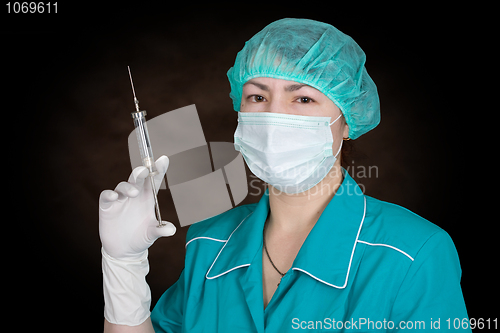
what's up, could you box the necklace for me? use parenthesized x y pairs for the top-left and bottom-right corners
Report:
(263, 223), (286, 286)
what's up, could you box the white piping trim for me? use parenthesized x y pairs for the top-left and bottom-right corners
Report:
(206, 264), (251, 279)
(185, 237), (227, 248)
(357, 240), (414, 261)
(292, 268), (340, 287)
(205, 212), (253, 279)
(292, 196), (367, 289)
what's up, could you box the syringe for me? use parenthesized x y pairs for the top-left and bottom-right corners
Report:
(127, 66), (166, 228)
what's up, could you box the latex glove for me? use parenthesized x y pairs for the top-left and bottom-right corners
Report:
(99, 155), (176, 261)
(99, 155), (175, 326)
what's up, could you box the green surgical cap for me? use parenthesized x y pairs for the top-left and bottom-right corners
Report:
(227, 18), (380, 140)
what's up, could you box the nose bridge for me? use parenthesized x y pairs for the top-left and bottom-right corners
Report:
(267, 90), (289, 114)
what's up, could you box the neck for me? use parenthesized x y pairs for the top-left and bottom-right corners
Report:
(267, 163), (344, 235)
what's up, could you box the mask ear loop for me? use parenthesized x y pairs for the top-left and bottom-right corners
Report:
(330, 113), (344, 159)
(329, 113), (343, 125)
(334, 138), (343, 158)
(330, 113), (351, 140)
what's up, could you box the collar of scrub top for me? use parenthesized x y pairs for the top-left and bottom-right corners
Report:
(205, 169), (367, 289)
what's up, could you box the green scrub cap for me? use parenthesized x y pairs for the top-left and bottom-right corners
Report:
(227, 18), (380, 140)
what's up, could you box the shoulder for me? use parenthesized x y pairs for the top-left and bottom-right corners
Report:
(186, 203), (257, 246)
(359, 195), (451, 262)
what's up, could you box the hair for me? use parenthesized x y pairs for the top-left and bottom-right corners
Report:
(340, 139), (355, 169)
(339, 114), (357, 169)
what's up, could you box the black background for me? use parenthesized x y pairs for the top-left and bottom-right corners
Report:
(2, 2), (496, 331)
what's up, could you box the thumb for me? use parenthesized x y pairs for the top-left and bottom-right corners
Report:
(152, 155), (169, 194)
(148, 221), (176, 240)
(155, 155), (170, 177)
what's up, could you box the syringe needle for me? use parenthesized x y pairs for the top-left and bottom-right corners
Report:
(127, 66), (165, 228)
(127, 66), (140, 112)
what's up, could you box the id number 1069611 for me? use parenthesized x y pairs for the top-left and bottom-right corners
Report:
(6, 2), (57, 13)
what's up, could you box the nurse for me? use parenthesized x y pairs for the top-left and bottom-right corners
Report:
(100, 18), (470, 332)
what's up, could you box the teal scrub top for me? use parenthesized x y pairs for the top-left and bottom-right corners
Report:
(151, 172), (470, 332)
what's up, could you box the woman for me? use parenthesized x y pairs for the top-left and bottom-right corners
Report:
(100, 18), (470, 332)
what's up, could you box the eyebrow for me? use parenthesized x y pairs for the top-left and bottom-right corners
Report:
(244, 81), (269, 91)
(284, 83), (308, 92)
(243, 81), (309, 92)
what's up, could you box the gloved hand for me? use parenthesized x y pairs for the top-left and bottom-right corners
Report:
(99, 155), (176, 261)
(99, 155), (176, 326)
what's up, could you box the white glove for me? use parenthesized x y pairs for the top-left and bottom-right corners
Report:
(99, 155), (176, 326)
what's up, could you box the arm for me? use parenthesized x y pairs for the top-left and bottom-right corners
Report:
(389, 230), (471, 332)
(99, 156), (176, 331)
(104, 318), (154, 333)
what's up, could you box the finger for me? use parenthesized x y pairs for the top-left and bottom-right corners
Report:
(155, 155), (170, 176)
(128, 165), (149, 187)
(99, 190), (118, 210)
(114, 181), (140, 201)
(151, 156), (169, 193)
(148, 221), (176, 240)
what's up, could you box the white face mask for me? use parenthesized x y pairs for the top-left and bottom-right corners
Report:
(234, 112), (343, 194)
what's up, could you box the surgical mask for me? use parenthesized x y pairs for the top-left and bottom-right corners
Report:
(234, 112), (343, 194)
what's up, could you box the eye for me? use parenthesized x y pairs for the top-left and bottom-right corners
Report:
(296, 96), (314, 103)
(248, 95), (267, 102)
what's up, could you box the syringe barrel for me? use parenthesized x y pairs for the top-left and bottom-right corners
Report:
(131, 110), (158, 175)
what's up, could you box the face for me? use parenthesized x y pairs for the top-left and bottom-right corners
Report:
(240, 77), (350, 140)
